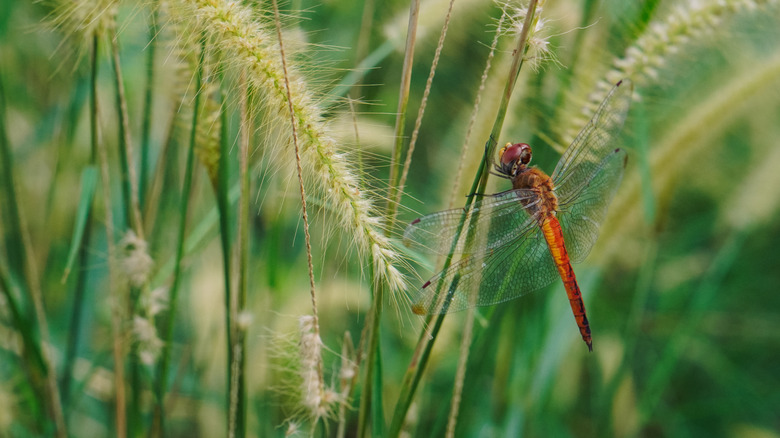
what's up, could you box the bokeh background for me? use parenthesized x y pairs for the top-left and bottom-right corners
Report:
(1, 0), (779, 436)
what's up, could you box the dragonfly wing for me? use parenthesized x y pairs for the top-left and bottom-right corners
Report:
(557, 148), (627, 263)
(403, 189), (540, 255)
(552, 79), (632, 202)
(412, 223), (561, 315)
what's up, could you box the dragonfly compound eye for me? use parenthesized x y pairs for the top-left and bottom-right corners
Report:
(500, 143), (532, 166)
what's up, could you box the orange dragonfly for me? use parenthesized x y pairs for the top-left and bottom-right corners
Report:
(403, 79), (633, 351)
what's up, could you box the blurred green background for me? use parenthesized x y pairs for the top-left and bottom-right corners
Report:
(1, 0), (780, 436)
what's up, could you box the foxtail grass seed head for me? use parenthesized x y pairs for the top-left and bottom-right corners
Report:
(172, 0), (406, 298)
(118, 230), (154, 288)
(564, 0), (778, 145)
(46, 0), (118, 42)
(194, 81), (223, 187)
(604, 0), (779, 90)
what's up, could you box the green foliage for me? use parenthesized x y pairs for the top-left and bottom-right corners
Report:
(1, 0), (779, 436)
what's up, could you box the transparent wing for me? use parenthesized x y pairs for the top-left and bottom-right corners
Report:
(411, 224), (560, 314)
(557, 148), (627, 263)
(403, 189), (541, 256)
(552, 79), (632, 206)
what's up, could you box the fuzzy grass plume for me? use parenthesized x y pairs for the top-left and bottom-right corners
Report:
(564, 0), (779, 145)
(170, 0), (406, 296)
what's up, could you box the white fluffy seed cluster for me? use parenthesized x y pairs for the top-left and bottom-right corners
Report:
(178, 0), (406, 295)
(501, 1), (554, 70)
(118, 230), (154, 288)
(133, 315), (163, 366)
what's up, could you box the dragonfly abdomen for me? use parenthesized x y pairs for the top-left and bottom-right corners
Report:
(541, 216), (593, 351)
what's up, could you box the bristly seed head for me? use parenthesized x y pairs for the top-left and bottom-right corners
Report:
(172, 0), (407, 303)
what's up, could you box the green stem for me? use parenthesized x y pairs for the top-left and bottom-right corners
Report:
(233, 75), (251, 438)
(385, 0), (420, 230)
(61, 175), (95, 404)
(0, 72), (25, 278)
(388, 2), (538, 435)
(110, 27), (144, 237)
(216, 75), (234, 434)
(357, 264), (377, 438)
(140, 2), (160, 208)
(154, 35), (206, 437)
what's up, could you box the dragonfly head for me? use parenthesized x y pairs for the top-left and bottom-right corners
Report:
(497, 142), (532, 177)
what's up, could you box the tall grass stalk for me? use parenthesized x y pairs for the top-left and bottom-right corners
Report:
(441, 4), (512, 437)
(270, 3), (331, 432)
(215, 78), (235, 434)
(446, 5), (508, 209)
(393, 0), (455, 217)
(389, 1), (540, 435)
(110, 27), (144, 238)
(153, 34), (206, 438)
(139, 1), (159, 208)
(360, 3), (422, 435)
(385, 0), (420, 229)
(231, 72), (250, 438)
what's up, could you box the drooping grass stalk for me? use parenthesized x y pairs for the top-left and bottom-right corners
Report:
(388, 2), (539, 435)
(153, 34), (207, 438)
(392, 0), (456, 217)
(139, 1), (159, 208)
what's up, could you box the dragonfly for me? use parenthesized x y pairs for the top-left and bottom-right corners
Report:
(403, 79), (633, 351)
